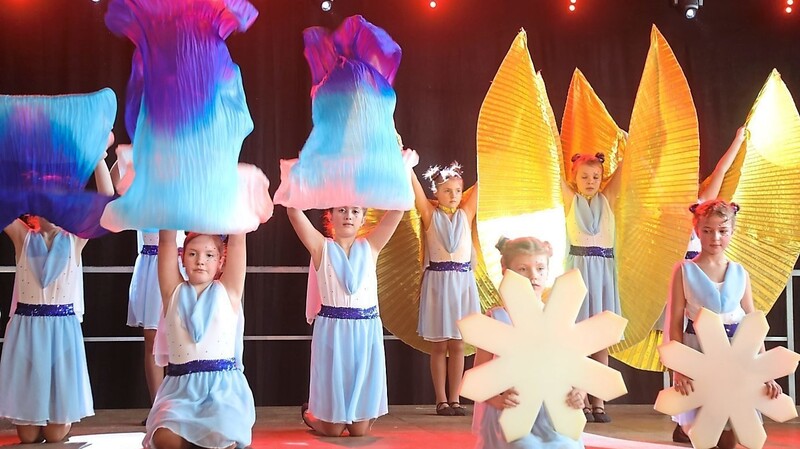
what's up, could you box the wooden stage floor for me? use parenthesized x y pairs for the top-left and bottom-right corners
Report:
(0, 405), (797, 448)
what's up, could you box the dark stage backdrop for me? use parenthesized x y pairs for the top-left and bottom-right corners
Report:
(0, 0), (799, 408)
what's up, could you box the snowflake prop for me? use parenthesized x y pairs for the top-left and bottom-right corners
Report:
(655, 308), (800, 449)
(459, 269), (628, 441)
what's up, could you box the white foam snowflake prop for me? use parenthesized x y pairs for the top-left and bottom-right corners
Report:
(459, 269), (628, 441)
(655, 308), (800, 449)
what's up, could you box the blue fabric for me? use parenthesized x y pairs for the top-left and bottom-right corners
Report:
(144, 369), (255, 449)
(472, 308), (583, 449)
(0, 89), (116, 238)
(418, 268), (480, 341)
(0, 314), (93, 425)
(103, 0), (271, 234)
(573, 196), (603, 235)
(682, 261), (746, 315)
(273, 15), (413, 210)
(176, 282), (222, 343)
(309, 315), (388, 424)
(326, 239), (371, 295)
(566, 253), (620, 322)
(26, 232), (71, 288)
(432, 208), (467, 254)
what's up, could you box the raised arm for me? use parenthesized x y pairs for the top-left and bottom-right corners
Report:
(220, 233), (246, 310)
(698, 127), (745, 202)
(667, 263), (686, 345)
(366, 210), (403, 253)
(601, 159), (624, 210)
(461, 182), (479, 223)
(561, 177), (575, 212)
(412, 170), (435, 228)
(3, 218), (29, 260)
(287, 207), (326, 269)
(93, 155), (114, 197)
(158, 230), (184, 310)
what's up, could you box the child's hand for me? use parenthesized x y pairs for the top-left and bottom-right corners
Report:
(735, 126), (747, 142)
(566, 388), (586, 410)
(486, 387), (520, 410)
(765, 380), (782, 399)
(673, 371), (694, 396)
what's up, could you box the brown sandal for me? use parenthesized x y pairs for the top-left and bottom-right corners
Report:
(583, 407), (595, 423)
(436, 401), (455, 416)
(449, 402), (467, 416)
(592, 406), (611, 423)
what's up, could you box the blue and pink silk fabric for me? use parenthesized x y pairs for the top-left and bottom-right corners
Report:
(102, 0), (272, 234)
(274, 15), (414, 210)
(0, 89), (116, 238)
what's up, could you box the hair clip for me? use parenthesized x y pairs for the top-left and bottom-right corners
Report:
(594, 152), (605, 164)
(571, 154), (581, 163)
(688, 203), (700, 213)
(730, 202), (740, 214)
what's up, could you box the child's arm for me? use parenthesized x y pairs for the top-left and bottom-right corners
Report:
(76, 152), (114, 252)
(3, 218), (29, 260)
(698, 127), (745, 202)
(461, 183), (479, 223)
(739, 272), (783, 399)
(667, 263), (695, 396)
(474, 346), (521, 410)
(561, 178), (575, 212)
(411, 170), (435, 229)
(158, 230), (184, 311)
(366, 210), (403, 253)
(287, 208), (325, 269)
(601, 159), (624, 210)
(220, 233), (246, 311)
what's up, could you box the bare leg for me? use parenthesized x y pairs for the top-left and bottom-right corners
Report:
(42, 423), (71, 442)
(446, 339), (465, 402)
(430, 341), (448, 405)
(589, 349), (611, 423)
(717, 429), (736, 449)
(15, 425), (43, 444)
(345, 420), (373, 437)
(152, 428), (192, 449)
(302, 408), (347, 437)
(143, 328), (164, 403)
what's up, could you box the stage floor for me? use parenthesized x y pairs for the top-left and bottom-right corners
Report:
(0, 405), (797, 448)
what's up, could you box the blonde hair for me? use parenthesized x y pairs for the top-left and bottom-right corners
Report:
(495, 236), (553, 270)
(570, 152), (605, 177)
(690, 200), (739, 229)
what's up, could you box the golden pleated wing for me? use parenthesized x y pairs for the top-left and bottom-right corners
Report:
(725, 69), (800, 313)
(475, 29), (566, 309)
(561, 68), (626, 189)
(610, 25), (699, 359)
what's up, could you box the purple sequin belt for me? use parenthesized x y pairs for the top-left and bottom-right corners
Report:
(15, 302), (75, 317)
(141, 245), (158, 255)
(166, 358), (237, 377)
(318, 305), (379, 320)
(426, 261), (472, 272)
(569, 245), (614, 258)
(685, 251), (699, 259)
(686, 319), (738, 338)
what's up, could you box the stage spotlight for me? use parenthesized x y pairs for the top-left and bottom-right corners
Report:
(429, 1), (437, 8)
(321, 0), (332, 12)
(671, 0), (703, 19)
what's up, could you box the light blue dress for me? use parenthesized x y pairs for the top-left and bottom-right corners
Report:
(672, 260), (747, 426)
(473, 308), (584, 449)
(127, 231), (185, 329)
(565, 193), (620, 322)
(144, 281), (254, 448)
(309, 239), (388, 424)
(0, 230), (93, 425)
(418, 209), (480, 341)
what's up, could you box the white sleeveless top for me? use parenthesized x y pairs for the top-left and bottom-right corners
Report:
(13, 231), (83, 308)
(566, 193), (615, 248)
(314, 240), (378, 309)
(163, 281), (238, 364)
(425, 209), (472, 263)
(138, 231), (186, 248)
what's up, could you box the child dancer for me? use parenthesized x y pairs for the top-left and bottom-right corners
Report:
(0, 157), (113, 443)
(288, 206), (403, 437)
(412, 162), (480, 416)
(561, 152), (622, 423)
(666, 200), (781, 448)
(145, 230), (254, 449)
(472, 236), (585, 449)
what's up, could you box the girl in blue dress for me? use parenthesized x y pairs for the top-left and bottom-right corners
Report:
(145, 230), (254, 449)
(412, 162), (480, 416)
(288, 206), (403, 437)
(666, 200), (782, 449)
(560, 152), (622, 423)
(472, 236), (585, 449)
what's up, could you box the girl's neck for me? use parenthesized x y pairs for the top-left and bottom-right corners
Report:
(694, 251), (728, 265)
(438, 204), (458, 215)
(191, 280), (213, 295)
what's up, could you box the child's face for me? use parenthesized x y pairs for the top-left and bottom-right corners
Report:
(434, 178), (463, 209)
(331, 206), (366, 238)
(507, 253), (549, 295)
(574, 163), (602, 197)
(696, 214), (734, 255)
(183, 235), (223, 284)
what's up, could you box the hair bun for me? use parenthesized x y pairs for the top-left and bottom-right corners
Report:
(594, 152), (605, 164)
(730, 202), (740, 214)
(495, 236), (510, 252)
(570, 154), (581, 163)
(688, 202), (700, 213)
